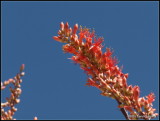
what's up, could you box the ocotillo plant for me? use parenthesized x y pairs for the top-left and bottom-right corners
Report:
(1, 64), (38, 120)
(1, 64), (25, 120)
(53, 22), (158, 120)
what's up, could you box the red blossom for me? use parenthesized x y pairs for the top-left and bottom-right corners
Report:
(124, 106), (134, 113)
(93, 37), (103, 47)
(73, 24), (78, 35)
(63, 44), (77, 54)
(64, 22), (69, 31)
(133, 86), (140, 101)
(53, 36), (62, 42)
(146, 93), (155, 104)
(85, 37), (93, 47)
(105, 48), (112, 57)
(70, 56), (78, 63)
(86, 78), (100, 88)
(60, 22), (64, 31)
(122, 76), (127, 87)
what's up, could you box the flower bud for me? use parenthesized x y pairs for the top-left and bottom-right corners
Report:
(15, 99), (20, 104)
(16, 88), (22, 95)
(64, 22), (69, 32)
(127, 85), (133, 94)
(133, 86), (140, 101)
(53, 36), (61, 42)
(8, 110), (12, 115)
(124, 73), (129, 78)
(4, 81), (9, 86)
(11, 107), (17, 112)
(20, 72), (25, 76)
(73, 24), (78, 34)
(34, 117), (38, 120)
(122, 76), (127, 87)
(20, 64), (25, 72)
(124, 106), (134, 113)
(60, 22), (64, 30)
(1, 86), (6, 90)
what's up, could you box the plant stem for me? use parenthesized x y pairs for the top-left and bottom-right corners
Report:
(116, 99), (130, 120)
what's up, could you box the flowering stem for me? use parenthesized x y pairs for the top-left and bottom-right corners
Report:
(1, 64), (25, 120)
(53, 22), (158, 120)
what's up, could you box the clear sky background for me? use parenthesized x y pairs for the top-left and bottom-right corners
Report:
(2, 1), (159, 120)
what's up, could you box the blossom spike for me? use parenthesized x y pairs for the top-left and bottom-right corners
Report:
(52, 22), (158, 120)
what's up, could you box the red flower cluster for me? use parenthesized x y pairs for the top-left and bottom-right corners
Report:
(53, 22), (158, 120)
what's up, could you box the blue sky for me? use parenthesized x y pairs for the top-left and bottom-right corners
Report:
(2, 1), (159, 120)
